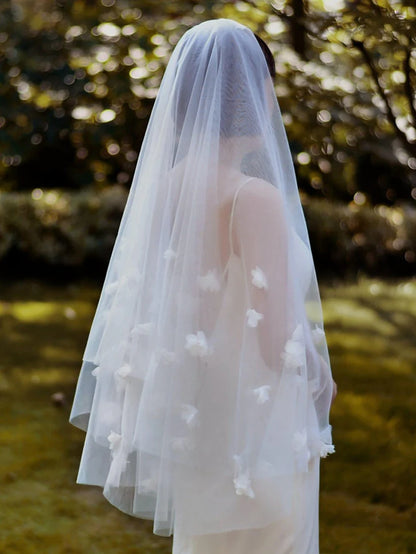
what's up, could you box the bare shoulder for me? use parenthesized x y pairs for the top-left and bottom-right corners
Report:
(232, 178), (289, 253)
(237, 177), (285, 213)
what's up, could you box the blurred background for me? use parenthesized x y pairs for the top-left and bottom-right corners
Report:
(0, 0), (415, 552)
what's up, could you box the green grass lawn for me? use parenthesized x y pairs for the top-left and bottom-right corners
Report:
(0, 276), (415, 553)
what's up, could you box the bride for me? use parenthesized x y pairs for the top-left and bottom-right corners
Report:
(69, 18), (337, 554)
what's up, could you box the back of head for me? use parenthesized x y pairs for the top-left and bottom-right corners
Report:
(171, 18), (273, 139)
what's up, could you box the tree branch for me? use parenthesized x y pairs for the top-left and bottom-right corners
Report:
(351, 38), (415, 154)
(270, 3), (416, 155)
(404, 47), (416, 129)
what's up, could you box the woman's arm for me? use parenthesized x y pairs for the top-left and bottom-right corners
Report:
(233, 179), (296, 370)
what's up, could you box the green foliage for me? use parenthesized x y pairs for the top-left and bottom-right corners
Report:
(0, 277), (415, 552)
(0, 0), (415, 206)
(0, 188), (415, 277)
(0, 187), (127, 269)
(303, 195), (416, 278)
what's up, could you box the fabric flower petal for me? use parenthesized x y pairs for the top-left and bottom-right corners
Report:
(198, 269), (221, 292)
(115, 364), (132, 379)
(185, 330), (210, 357)
(130, 322), (155, 338)
(91, 365), (101, 377)
(251, 266), (268, 290)
(246, 308), (263, 328)
(180, 403), (200, 428)
(140, 475), (158, 493)
(252, 385), (271, 404)
(107, 430), (122, 453)
(163, 248), (177, 260)
(233, 472), (255, 498)
(292, 429), (307, 452)
(106, 450), (130, 487)
(280, 341), (304, 370)
(233, 455), (255, 498)
(311, 325), (325, 345)
(292, 429), (311, 470)
(281, 324), (305, 371)
(292, 323), (303, 342)
(320, 441), (335, 458)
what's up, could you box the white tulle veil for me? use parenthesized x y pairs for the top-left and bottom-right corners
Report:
(69, 18), (335, 538)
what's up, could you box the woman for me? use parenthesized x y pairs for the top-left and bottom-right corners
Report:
(69, 18), (337, 553)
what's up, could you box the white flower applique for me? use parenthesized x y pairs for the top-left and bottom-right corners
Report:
(198, 269), (221, 292)
(114, 362), (133, 392)
(180, 403), (200, 428)
(107, 430), (130, 483)
(292, 429), (308, 452)
(233, 454), (255, 498)
(251, 266), (268, 290)
(320, 442), (335, 458)
(292, 428), (311, 468)
(109, 270), (142, 290)
(280, 323), (305, 372)
(92, 365), (101, 377)
(252, 385), (271, 404)
(163, 248), (177, 261)
(130, 322), (155, 339)
(311, 325), (325, 346)
(108, 430), (122, 453)
(140, 469), (159, 493)
(185, 330), (211, 357)
(246, 308), (264, 328)
(115, 363), (132, 379)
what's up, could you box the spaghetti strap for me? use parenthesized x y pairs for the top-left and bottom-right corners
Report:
(221, 176), (256, 279)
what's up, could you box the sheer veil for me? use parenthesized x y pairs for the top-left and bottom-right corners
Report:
(69, 18), (335, 537)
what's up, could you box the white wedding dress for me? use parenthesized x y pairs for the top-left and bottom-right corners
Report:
(171, 178), (320, 554)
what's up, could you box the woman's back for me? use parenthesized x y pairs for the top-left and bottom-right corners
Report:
(68, 18), (335, 553)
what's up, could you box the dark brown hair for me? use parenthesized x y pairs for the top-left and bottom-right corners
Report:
(254, 33), (276, 80)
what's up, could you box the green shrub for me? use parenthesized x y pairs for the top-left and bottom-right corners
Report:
(0, 187), (127, 270)
(0, 188), (415, 279)
(303, 197), (416, 279)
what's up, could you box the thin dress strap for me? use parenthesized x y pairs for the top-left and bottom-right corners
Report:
(222, 176), (256, 279)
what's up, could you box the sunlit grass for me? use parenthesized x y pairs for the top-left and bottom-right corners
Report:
(1, 276), (415, 553)
(319, 276), (416, 553)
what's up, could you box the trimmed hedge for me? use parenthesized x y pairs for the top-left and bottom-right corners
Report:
(303, 199), (416, 278)
(0, 187), (127, 278)
(303, 196), (416, 279)
(0, 187), (415, 280)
